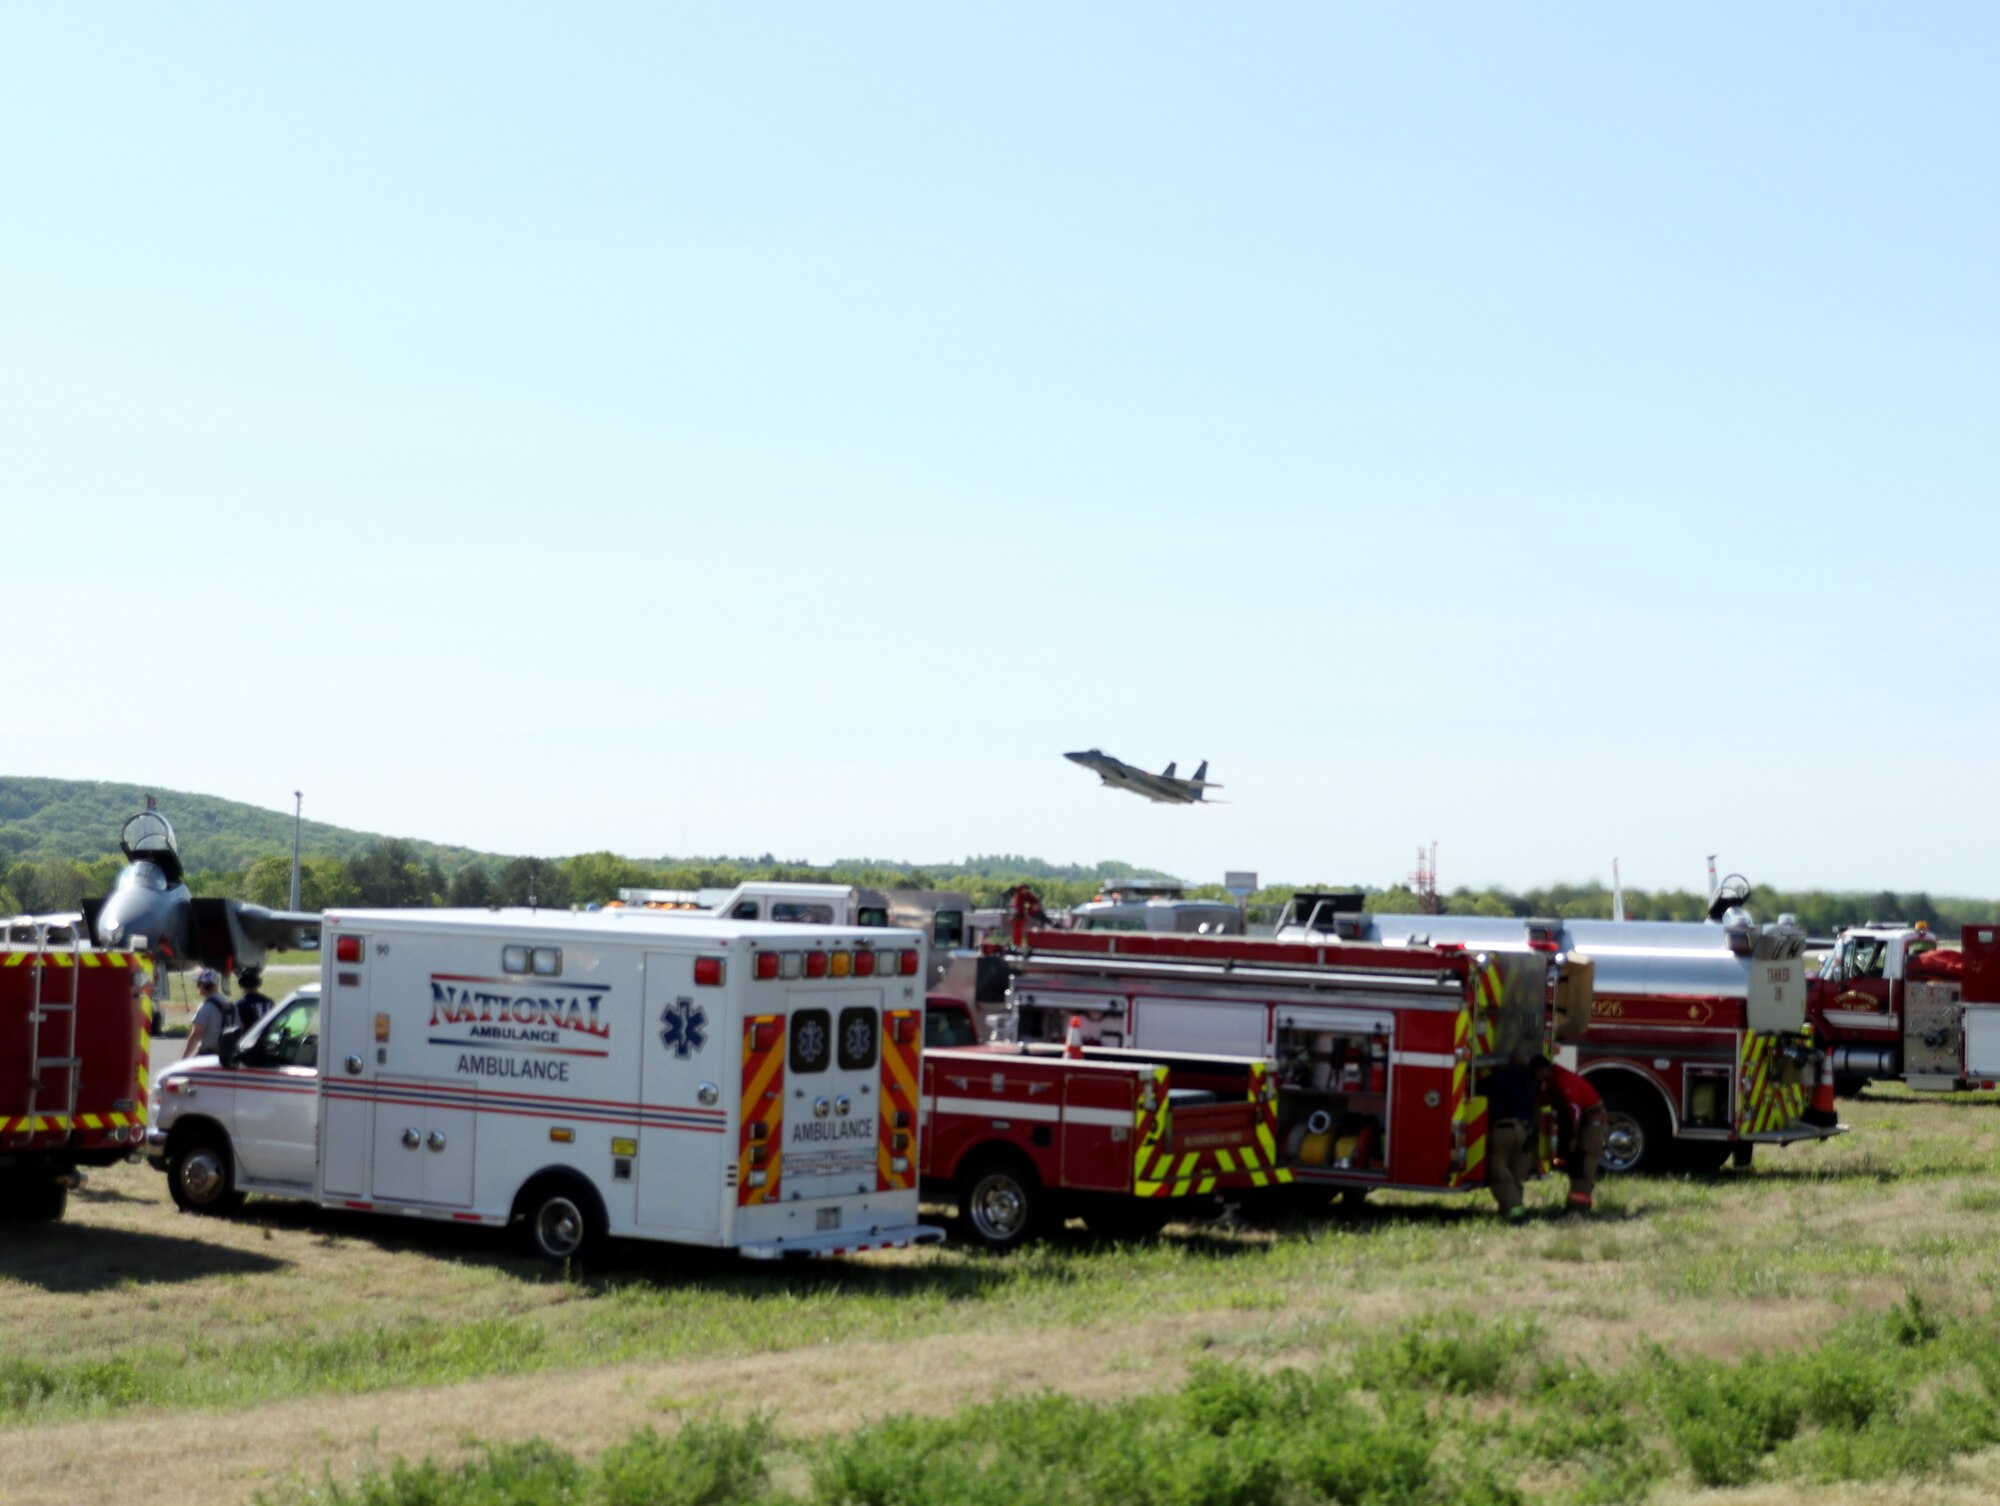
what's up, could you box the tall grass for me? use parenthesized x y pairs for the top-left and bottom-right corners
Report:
(260, 1297), (2000, 1506)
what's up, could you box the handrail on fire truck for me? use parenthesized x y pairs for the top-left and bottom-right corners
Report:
(1014, 950), (1464, 997)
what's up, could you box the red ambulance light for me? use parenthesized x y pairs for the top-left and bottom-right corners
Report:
(898, 950), (919, 976)
(335, 935), (363, 964)
(889, 1014), (917, 1046)
(754, 953), (780, 981)
(694, 957), (725, 986)
(805, 952), (829, 979)
(854, 951), (876, 978)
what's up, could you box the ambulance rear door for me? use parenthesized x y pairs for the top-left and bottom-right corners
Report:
(781, 982), (884, 1200)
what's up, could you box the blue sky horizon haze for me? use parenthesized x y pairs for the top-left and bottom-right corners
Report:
(3, 7), (1995, 895)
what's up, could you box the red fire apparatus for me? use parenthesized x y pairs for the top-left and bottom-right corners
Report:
(921, 1042), (1291, 1248)
(1274, 894), (1840, 1175)
(926, 919), (1587, 1240)
(2, 917), (151, 1220)
(1808, 921), (2000, 1094)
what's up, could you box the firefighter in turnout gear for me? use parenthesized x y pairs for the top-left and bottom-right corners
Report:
(1479, 1059), (1538, 1222)
(1533, 1055), (1606, 1212)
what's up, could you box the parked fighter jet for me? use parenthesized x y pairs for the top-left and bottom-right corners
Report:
(1064, 750), (1222, 804)
(83, 810), (320, 973)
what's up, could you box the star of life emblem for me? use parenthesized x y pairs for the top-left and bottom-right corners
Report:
(844, 1017), (873, 1061)
(795, 1017), (826, 1064)
(660, 996), (708, 1058)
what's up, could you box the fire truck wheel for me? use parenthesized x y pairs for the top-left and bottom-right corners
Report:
(0, 1173), (67, 1222)
(167, 1135), (244, 1215)
(958, 1154), (1045, 1251)
(1081, 1202), (1173, 1241)
(1673, 1141), (1732, 1175)
(1595, 1081), (1669, 1176)
(518, 1177), (604, 1264)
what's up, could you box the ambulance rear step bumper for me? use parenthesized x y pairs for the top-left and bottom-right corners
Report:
(739, 1222), (946, 1261)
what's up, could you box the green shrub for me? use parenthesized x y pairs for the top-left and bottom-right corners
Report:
(1354, 1315), (1535, 1396)
(595, 1417), (771, 1506)
(279, 1441), (586, 1505)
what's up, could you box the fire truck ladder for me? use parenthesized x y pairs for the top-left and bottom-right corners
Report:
(9, 920), (83, 1148)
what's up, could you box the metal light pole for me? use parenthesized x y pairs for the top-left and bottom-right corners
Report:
(290, 791), (303, 911)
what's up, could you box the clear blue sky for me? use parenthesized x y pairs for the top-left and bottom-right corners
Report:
(6, 7), (1995, 895)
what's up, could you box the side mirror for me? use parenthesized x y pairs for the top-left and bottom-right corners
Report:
(217, 1027), (243, 1068)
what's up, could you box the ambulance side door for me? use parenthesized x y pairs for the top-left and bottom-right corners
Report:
(636, 952), (729, 1237)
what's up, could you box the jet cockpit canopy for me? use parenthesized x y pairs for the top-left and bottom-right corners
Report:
(119, 811), (184, 885)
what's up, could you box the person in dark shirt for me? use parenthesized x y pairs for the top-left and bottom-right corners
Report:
(1479, 1059), (1538, 1222)
(235, 967), (275, 1033)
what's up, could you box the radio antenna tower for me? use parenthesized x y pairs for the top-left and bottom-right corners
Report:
(1410, 841), (1439, 915)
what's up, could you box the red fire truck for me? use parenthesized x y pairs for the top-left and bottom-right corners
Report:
(1275, 895), (1840, 1175)
(1809, 921), (2000, 1094)
(2, 917), (151, 1221)
(942, 923), (1586, 1232)
(921, 1042), (1292, 1248)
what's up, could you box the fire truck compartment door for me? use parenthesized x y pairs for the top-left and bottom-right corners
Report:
(1961, 1007), (2000, 1077)
(1745, 959), (1808, 1035)
(318, 947), (373, 1198)
(1131, 997), (1268, 1056)
(637, 953), (727, 1235)
(1903, 982), (1963, 1080)
(1060, 1072), (1136, 1193)
(1273, 1007), (1394, 1040)
(1015, 988), (1128, 1044)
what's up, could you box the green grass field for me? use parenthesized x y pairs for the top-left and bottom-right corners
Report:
(7, 1088), (2000, 1505)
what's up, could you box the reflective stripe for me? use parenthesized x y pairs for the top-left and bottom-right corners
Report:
(930, 1095), (1061, 1123)
(1392, 1051), (1455, 1069)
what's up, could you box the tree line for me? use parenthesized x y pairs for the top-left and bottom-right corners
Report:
(5, 843), (1996, 942)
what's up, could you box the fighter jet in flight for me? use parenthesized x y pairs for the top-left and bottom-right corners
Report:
(1064, 750), (1222, 805)
(83, 809), (320, 973)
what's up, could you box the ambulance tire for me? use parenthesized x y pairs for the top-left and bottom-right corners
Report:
(167, 1131), (245, 1215)
(957, 1152), (1046, 1251)
(1595, 1081), (1669, 1176)
(1081, 1201), (1173, 1242)
(517, 1175), (605, 1264)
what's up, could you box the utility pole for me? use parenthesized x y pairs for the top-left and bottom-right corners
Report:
(290, 791), (303, 911)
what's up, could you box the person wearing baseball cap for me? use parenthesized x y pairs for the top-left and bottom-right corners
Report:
(184, 969), (232, 1059)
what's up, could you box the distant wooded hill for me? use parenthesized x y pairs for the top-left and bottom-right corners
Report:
(0, 776), (485, 872)
(0, 776), (1174, 889)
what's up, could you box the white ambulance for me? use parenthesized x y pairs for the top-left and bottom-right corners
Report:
(145, 908), (942, 1262)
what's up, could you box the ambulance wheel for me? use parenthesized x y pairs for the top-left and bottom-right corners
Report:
(1596, 1081), (1669, 1176)
(1082, 1202), (1173, 1241)
(167, 1134), (244, 1215)
(518, 1176), (604, 1264)
(958, 1153), (1045, 1251)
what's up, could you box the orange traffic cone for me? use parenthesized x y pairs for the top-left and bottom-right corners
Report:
(1065, 1015), (1085, 1059)
(1803, 1045), (1839, 1128)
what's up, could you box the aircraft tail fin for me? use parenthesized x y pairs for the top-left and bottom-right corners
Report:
(1161, 762), (1177, 778)
(1192, 760), (1208, 785)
